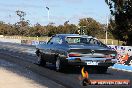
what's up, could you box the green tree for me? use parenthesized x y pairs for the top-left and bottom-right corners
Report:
(78, 18), (108, 38)
(28, 23), (47, 37)
(0, 21), (11, 35)
(63, 22), (78, 34)
(105, 0), (132, 45)
(46, 24), (57, 37)
(15, 10), (30, 36)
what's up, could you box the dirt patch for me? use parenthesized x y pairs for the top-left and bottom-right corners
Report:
(0, 67), (46, 88)
(0, 59), (65, 88)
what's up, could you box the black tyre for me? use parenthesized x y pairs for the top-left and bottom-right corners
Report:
(55, 57), (63, 71)
(37, 53), (46, 66)
(35, 49), (40, 57)
(97, 66), (108, 73)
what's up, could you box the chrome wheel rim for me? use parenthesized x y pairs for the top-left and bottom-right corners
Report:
(56, 59), (60, 70)
(38, 54), (41, 64)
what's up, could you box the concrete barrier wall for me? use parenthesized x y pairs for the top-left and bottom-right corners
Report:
(108, 45), (132, 56)
(21, 40), (46, 45)
(0, 38), (21, 44)
(108, 45), (132, 65)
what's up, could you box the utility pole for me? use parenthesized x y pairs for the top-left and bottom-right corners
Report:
(106, 15), (109, 45)
(8, 15), (12, 24)
(106, 17), (108, 44)
(46, 7), (50, 24)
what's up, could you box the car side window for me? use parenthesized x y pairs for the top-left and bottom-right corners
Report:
(48, 37), (62, 44)
(89, 38), (94, 44)
(55, 37), (62, 44)
(89, 38), (98, 45)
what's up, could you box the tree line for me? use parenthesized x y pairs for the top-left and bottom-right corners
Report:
(1, 0), (131, 45)
(0, 17), (113, 39)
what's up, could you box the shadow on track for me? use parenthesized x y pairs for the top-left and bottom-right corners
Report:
(35, 63), (112, 75)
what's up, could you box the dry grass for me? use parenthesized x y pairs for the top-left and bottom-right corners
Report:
(3, 36), (123, 45)
(99, 39), (123, 45)
(4, 36), (50, 42)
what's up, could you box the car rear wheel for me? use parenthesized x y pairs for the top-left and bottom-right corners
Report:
(55, 57), (63, 71)
(97, 66), (108, 73)
(37, 53), (46, 66)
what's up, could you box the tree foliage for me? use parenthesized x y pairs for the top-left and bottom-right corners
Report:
(79, 18), (113, 39)
(106, 0), (132, 45)
(0, 17), (113, 39)
(0, 9), (115, 38)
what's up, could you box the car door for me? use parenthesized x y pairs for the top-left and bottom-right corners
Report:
(48, 36), (63, 63)
(43, 37), (55, 62)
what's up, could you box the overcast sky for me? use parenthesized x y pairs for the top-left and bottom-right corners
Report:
(0, 0), (110, 25)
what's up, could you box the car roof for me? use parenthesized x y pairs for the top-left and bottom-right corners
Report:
(54, 34), (99, 41)
(55, 34), (89, 37)
(56, 34), (79, 36)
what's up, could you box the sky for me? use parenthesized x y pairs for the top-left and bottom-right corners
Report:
(0, 0), (110, 26)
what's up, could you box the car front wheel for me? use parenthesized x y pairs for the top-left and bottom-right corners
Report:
(37, 53), (46, 66)
(96, 66), (108, 73)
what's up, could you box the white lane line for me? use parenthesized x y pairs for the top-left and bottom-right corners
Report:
(110, 64), (132, 72)
(111, 67), (132, 72)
